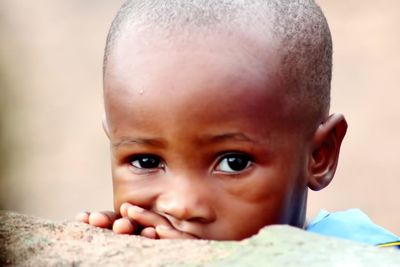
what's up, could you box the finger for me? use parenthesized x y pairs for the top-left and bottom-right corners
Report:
(140, 227), (157, 239)
(120, 202), (133, 217)
(155, 225), (197, 240)
(112, 218), (137, 235)
(127, 205), (171, 228)
(75, 211), (90, 223)
(88, 211), (118, 229)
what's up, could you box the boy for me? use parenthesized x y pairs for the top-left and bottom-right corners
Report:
(77, 0), (399, 245)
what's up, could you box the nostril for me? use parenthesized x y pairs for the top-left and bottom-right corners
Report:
(186, 216), (210, 223)
(165, 206), (191, 221)
(156, 192), (216, 223)
(160, 208), (215, 224)
(156, 202), (201, 222)
(159, 211), (211, 227)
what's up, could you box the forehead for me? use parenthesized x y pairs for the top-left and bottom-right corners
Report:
(107, 29), (278, 77)
(104, 31), (291, 116)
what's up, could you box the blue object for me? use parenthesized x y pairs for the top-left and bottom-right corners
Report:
(306, 209), (400, 247)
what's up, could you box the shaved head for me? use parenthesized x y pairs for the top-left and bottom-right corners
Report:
(104, 0), (332, 125)
(101, 1), (348, 239)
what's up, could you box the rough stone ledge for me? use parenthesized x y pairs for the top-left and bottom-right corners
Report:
(0, 211), (399, 266)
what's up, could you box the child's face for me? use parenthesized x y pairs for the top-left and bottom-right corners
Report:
(104, 34), (312, 240)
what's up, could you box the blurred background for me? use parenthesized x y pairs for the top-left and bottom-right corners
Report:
(0, 1), (398, 235)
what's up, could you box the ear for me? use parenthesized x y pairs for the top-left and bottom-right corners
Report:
(308, 113), (347, 191)
(102, 114), (110, 139)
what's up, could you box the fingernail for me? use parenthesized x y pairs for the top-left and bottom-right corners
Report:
(121, 203), (129, 210)
(156, 225), (171, 231)
(120, 203), (129, 215)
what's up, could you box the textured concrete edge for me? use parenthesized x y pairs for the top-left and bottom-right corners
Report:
(209, 227), (400, 267)
(172, 225), (400, 267)
(1, 211), (399, 267)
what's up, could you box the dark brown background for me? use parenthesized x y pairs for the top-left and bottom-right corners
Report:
(0, 1), (398, 234)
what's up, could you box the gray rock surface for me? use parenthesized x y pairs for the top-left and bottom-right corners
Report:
(1, 211), (399, 266)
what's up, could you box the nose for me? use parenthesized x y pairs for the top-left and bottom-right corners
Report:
(156, 179), (216, 223)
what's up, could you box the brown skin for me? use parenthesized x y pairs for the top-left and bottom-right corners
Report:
(77, 32), (347, 240)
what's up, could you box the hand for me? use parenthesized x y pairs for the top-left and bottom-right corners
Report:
(118, 202), (197, 239)
(75, 203), (197, 239)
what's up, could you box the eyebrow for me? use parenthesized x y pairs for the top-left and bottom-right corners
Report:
(201, 132), (257, 144)
(112, 137), (166, 148)
(112, 132), (257, 148)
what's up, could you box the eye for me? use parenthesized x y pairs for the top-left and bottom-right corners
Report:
(215, 153), (252, 173)
(130, 154), (164, 169)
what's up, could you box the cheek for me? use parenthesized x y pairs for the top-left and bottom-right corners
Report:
(112, 166), (161, 213)
(209, 191), (286, 240)
(211, 167), (298, 239)
(221, 166), (293, 203)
